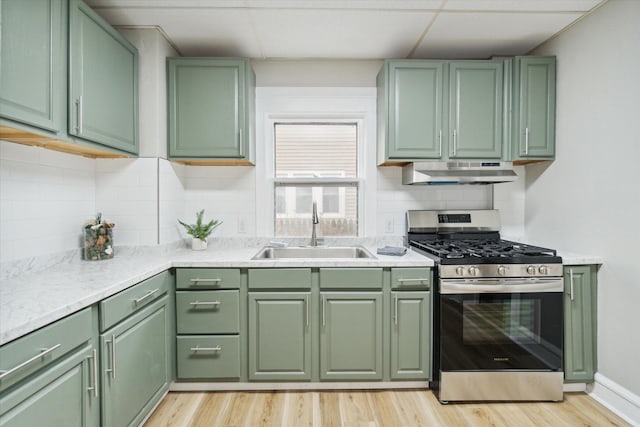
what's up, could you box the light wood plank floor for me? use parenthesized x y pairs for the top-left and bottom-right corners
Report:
(144, 390), (630, 427)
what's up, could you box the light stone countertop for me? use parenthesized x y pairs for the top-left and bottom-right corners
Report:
(0, 243), (432, 346)
(0, 240), (603, 347)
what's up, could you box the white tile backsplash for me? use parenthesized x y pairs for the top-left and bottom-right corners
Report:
(0, 142), (96, 262)
(158, 159), (186, 244)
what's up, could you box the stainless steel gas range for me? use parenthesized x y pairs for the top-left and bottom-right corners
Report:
(407, 209), (564, 403)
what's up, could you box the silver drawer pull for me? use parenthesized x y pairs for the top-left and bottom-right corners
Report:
(397, 278), (429, 283)
(0, 343), (62, 380)
(189, 278), (221, 283)
(189, 301), (221, 306)
(133, 288), (158, 305)
(190, 346), (221, 352)
(105, 334), (116, 378)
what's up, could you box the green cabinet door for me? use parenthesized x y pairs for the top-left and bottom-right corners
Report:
(0, 0), (66, 133)
(248, 292), (311, 381)
(391, 291), (430, 380)
(69, 0), (138, 154)
(514, 56), (556, 159)
(564, 265), (597, 383)
(168, 58), (254, 160)
(320, 292), (382, 380)
(384, 60), (445, 159)
(101, 297), (169, 427)
(448, 61), (503, 159)
(0, 344), (99, 427)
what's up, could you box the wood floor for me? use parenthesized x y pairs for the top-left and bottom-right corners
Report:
(144, 390), (630, 427)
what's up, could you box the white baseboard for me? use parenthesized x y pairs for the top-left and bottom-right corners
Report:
(589, 373), (640, 426)
(563, 383), (587, 392)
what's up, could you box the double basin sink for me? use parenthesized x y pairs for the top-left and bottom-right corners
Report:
(251, 246), (376, 260)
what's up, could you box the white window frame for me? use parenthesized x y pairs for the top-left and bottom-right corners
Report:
(255, 87), (377, 238)
(275, 170), (347, 218)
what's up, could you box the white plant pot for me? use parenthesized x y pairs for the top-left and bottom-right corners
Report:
(191, 238), (207, 251)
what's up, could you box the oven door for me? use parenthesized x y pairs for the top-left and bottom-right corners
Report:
(439, 277), (563, 372)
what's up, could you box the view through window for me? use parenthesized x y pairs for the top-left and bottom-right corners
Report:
(274, 123), (358, 237)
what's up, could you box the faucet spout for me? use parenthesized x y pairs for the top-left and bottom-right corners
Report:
(311, 202), (319, 246)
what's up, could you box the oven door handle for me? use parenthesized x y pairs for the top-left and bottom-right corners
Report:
(440, 278), (563, 294)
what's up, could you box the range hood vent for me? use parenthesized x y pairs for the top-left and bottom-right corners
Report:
(402, 161), (517, 185)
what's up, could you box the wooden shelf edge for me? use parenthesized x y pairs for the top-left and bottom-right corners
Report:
(0, 126), (129, 159)
(171, 159), (256, 166)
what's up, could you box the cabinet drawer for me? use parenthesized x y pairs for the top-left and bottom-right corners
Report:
(319, 268), (383, 289)
(248, 268), (311, 290)
(391, 268), (431, 290)
(176, 268), (240, 289)
(100, 271), (170, 332)
(176, 336), (240, 380)
(176, 290), (240, 334)
(0, 307), (92, 393)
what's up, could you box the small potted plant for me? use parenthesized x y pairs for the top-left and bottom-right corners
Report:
(178, 210), (222, 250)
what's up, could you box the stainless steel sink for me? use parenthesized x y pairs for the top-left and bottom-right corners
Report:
(251, 246), (376, 260)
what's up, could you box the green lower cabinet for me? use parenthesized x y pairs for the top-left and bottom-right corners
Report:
(564, 265), (597, 383)
(176, 336), (240, 380)
(320, 292), (383, 381)
(100, 298), (170, 427)
(248, 293), (311, 381)
(390, 291), (431, 380)
(0, 344), (99, 427)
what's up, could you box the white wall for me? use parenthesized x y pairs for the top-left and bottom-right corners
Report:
(0, 141), (95, 262)
(530, 0), (640, 408)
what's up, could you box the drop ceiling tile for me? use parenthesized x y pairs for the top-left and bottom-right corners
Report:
(90, 7), (264, 57)
(443, 0), (604, 12)
(249, 9), (436, 59)
(413, 11), (582, 59)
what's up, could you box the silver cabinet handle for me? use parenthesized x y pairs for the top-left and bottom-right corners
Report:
(569, 268), (575, 301)
(189, 278), (221, 283)
(190, 346), (221, 352)
(133, 288), (158, 305)
(438, 129), (442, 157)
(87, 348), (98, 398)
(106, 335), (116, 379)
(0, 343), (61, 380)
(525, 127), (530, 155)
(394, 295), (399, 326)
(239, 128), (244, 157)
(397, 278), (429, 283)
(305, 295), (309, 328)
(321, 295), (326, 326)
(76, 96), (83, 134)
(189, 301), (221, 306)
(452, 128), (458, 156)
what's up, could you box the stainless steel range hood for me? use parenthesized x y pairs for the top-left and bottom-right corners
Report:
(402, 161), (517, 185)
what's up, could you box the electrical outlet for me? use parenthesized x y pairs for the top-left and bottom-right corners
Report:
(237, 217), (246, 234)
(384, 217), (394, 234)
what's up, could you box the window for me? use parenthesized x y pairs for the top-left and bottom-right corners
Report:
(274, 123), (358, 237)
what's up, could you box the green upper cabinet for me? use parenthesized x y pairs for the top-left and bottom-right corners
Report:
(69, 0), (138, 154)
(377, 59), (504, 164)
(448, 61), (503, 159)
(167, 57), (255, 164)
(564, 265), (597, 383)
(512, 56), (556, 160)
(0, 0), (66, 134)
(378, 60), (445, 161)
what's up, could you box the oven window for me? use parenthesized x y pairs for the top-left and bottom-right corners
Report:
(462, 298), (541, 345)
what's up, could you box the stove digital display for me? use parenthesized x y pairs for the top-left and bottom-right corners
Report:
(438, 214), (472, 224)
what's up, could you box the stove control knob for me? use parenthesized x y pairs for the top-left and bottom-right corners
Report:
(526, 265), (536, 275)
(497, 265), (507, 276)
(539, 265), (548, 275)
(468, 267), (478, 276)
(456, 266), (465, 276)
